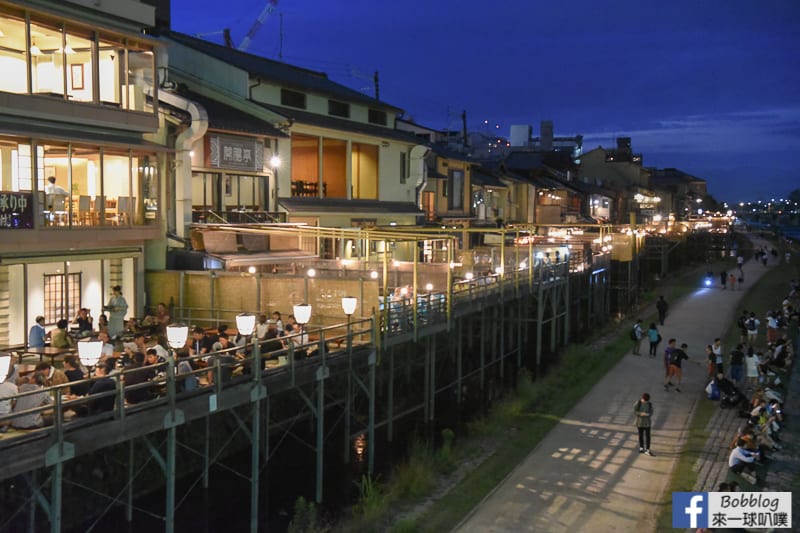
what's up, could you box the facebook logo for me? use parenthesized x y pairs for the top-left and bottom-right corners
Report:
(673, 492), (708, 528)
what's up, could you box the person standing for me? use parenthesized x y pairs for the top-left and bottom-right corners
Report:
(28, 315), (47, 348)
(712, 338), (724, 376)
(729, 343), (745, 385)
(720, 270), (727, 290)
(632, 319), (643, 355)
(729, 273), (737, 291)
(745, 312), (760, 345)
(744, 347), (759, 391)
(634, 392), (655, 456)
(665, 342), (689, 392)
(705, 344), (716, 381)
(105, 285), (128, 339)
(663, 338), (677, 387)
(656, 296), (668, 326)
(647, 322), (661, 357)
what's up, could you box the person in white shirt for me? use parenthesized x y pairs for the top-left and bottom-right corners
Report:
(44, 176), (69, 212)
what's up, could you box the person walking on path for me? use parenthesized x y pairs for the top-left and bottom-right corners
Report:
(665, 342), (689, 392)
(720, 270), (727, 290)
(632, 319), (643, 355)
(634, 392), (655, 456)
(647, 322), (661, 357)
(656, 296), (668, 325)
(729, 273), (737, 291)
(663, 338), (677, 387)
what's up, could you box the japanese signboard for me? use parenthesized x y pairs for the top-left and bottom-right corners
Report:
(0, 191), (34, 229)
(207, 134), (264, 172)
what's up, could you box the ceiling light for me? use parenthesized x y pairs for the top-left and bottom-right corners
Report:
(63, 44), (75, 54)
(30, 43), (42, 56)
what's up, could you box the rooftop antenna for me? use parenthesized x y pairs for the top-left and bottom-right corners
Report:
(278, 12), (284, 60)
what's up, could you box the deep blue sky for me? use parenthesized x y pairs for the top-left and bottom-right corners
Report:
(171, 0), (800, 203)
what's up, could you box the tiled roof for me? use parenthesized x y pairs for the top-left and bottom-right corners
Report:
(257, 102), (424, 144)
(167, 32), (402, 112)
(181, 90), (288, 138)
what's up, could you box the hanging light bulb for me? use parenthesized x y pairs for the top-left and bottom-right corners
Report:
(63, 44), (75, 54)
(30, 40), (41, 56)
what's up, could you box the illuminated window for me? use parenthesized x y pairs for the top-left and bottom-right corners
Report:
(44, 272), (81, 326)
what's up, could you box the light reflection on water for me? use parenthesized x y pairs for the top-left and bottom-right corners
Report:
(353, 433), (367, 464)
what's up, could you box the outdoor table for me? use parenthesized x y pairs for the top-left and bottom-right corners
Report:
(22, 346), (77, 365)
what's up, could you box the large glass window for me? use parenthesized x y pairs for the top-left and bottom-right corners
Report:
(448, 169), (464, 210)
(29, 20), (65, 97)
(352, 142), (378, 200)
(98, 35), (125, 106)
(65, 27), (93, 103)
(322, 138), (346, 198)
(290, 135), (319, 197)
(126, 42), (154, 112)
(0, 13), (28, 94)
(0, 10), (155, 113)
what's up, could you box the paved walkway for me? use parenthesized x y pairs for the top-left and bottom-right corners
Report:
(454, 245), (778, 533)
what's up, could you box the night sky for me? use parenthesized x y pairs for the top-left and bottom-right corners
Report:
(171, 0), (800, 203)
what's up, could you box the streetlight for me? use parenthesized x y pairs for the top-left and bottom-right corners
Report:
(342, 296), (357, 350)
(236, 313), (259, 378)
(234, 312), (263, 533)
(293, 304), (312, 353)
(77, 339), (103, 377)
(165, 323), (189, 406)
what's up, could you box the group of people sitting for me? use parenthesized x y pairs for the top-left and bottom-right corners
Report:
(0, 307), (317, 433)
(705, 279), (798, 488)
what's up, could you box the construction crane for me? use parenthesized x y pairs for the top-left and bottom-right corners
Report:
(238, 0), (279, 52)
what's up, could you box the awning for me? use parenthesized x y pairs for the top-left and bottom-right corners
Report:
(280, 197), (423, 216)
(0, 247), (143, 265)
(207, 249), (318, 269)
(0, 121), (172, 152)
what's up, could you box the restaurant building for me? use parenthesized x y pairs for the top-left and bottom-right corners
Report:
(0, 0), (165, 345)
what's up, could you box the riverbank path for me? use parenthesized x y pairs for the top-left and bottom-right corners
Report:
(454, 241), (779, 532)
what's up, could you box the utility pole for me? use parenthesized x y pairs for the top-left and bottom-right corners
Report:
(462, 110), (468, 147)
(373, 71), (379, 100)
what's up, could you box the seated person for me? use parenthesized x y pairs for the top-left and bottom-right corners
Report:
(50, 319), (74, 348)
(28, 316), (47, 348)
(0, 373), (19, 433)
(146, 337), (170, 361)
(124, 352), (156, 405)
(63, 355), (90, 397)
(207, 334), (238, 385)
(145, 348), (167, 374)
(142, 302), (170, 334)
(86, 361), (117, 415)
(11, 373), (53, 429)
(271, 312), (285, 336)
(189, 327), (212, 358)
(176, 348), (199, 392)
(96, 330), (116, 363)
(728, 438), (762, 483)
(73, 308), (94, 336)
(35, 362), (69, 396)
(255, 314), (270, 340)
